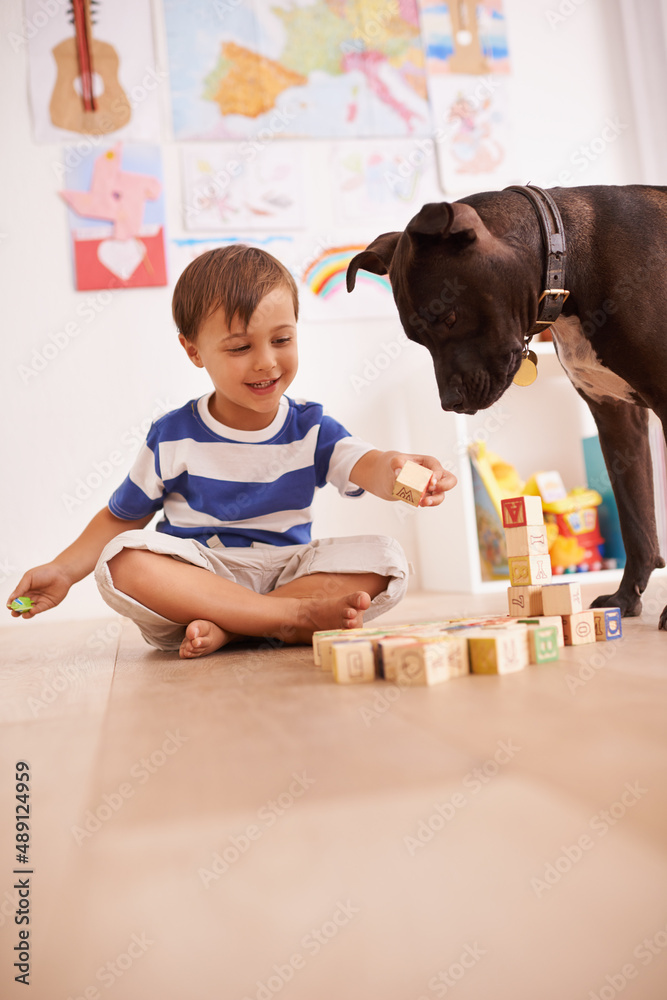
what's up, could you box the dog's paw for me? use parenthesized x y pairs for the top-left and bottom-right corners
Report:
(659, 606), (667, 631)
(590, 591), (642, 617)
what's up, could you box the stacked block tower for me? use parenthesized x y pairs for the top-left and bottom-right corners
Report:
(502, 496), (622, 647)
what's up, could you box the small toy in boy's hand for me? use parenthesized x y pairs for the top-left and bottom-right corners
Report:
(9, 597), (34, 613)
(392, 460), (434, 506)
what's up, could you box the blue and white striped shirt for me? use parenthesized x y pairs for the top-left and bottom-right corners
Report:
(108, 393), (374, 548)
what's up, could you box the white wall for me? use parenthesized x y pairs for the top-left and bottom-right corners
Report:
(0, 0), (644, 623)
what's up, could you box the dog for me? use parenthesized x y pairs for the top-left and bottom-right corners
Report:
(347, 184), (667, 629)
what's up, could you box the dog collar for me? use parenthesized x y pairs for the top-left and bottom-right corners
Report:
(505, 184), (570, 337)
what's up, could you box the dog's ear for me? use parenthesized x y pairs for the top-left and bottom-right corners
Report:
(346, 232), (401, 291)
(406, 201), (487, 248)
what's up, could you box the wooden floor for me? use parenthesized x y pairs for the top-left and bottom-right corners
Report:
(2, 578), (667, 1000)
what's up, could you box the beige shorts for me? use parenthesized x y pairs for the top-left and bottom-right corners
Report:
(94, 530), (409, 651)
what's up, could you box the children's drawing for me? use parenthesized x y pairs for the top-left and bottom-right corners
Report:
(48, 0), (131, 135)
(169, 235), (296, 284)
(23, 0), (159, 142)
(419, 0), (510, 75)
(417, 0), (514, 192)
(171, 234), (396, 321)
(291, 238), (396, 321)
(303, 246), (391, 300)
(60, 144), (167, 290)
(181, 145), (306, 231)
(437, 76), (511, 185)
(330, 139), (443, 226)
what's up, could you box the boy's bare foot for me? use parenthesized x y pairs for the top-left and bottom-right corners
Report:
(180, 620), (232, 659)
(290, 590), (371, 643)
(179, 592), (372, 654)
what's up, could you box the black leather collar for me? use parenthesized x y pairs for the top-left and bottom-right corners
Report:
(505, 184), (570, 337)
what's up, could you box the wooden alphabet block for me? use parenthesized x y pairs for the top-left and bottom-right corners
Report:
(561, 611), (596, 646)
(508, 585), (543, 617)
(318, 630), (377, 671)
(468, 629), (528, 675)
(527, 625), (559, 663)
(592, 608), (622, 641)
(501, 495), (544, 529)
(331, 640), (376, 683)
(384, 637), (469, 685)
(392, 460), (433, 506)
(508, 554), (552, 586)
(541, 582), (583, 616)
(313, 628), (350, 666)
(517, 615), (564, 647)
(377, 637), (417, 679)
(504, 524), (549, 557)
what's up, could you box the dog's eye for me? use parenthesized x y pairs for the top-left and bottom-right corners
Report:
(444, 311), (456, 328)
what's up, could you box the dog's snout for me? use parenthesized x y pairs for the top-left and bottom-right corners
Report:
(439, 387), (463, 410)
(438, 373), (464, 411)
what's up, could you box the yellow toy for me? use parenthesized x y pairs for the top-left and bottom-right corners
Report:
(469, 444), (606, 577)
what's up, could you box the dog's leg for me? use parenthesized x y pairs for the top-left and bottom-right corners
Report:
(657, 414), (667, 631)
(579, 394), (665, 622)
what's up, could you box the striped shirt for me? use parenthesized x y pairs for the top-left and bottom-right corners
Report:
(108, 393), (374, 548)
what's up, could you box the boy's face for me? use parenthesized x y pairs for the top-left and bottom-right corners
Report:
(180, 284), (298, 431)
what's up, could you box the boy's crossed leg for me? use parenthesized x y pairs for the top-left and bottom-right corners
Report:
(107, 549), (390, 659)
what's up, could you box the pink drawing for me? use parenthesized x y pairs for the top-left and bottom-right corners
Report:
(448, 95), (504, 175)
(59, 142), (162, 240)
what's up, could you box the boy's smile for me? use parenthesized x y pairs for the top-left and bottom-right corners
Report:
(180, 284), (298, 431)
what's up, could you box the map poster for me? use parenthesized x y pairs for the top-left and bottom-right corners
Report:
(181, 143), (307, 231)
(164, 0), (432, 139)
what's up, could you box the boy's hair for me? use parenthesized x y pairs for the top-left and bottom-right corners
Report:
(173, 244), (299, 341)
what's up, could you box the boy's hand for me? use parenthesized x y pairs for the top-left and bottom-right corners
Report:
(7, 564), (73, 619)
(390, 454), (457, 507)
(349, 450), (457, 504)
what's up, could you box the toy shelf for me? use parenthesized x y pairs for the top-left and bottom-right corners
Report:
(402, 342), (632, 594)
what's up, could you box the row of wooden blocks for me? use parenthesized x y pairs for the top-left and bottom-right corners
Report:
(313, 617), (559, 685)
(508, 579), (621, 639)
(314, 595), (623, 685)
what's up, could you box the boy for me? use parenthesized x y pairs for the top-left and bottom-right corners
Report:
(8, 246), (456, 658)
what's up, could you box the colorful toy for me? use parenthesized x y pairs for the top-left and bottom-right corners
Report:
(470, 443), (608, 576)
(542, 488), (605, 573)
(10, 597), (34, 613)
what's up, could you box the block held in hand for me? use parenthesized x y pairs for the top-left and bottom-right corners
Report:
(392, 460), (433, 506)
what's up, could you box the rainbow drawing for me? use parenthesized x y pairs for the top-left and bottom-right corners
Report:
(303, 246), (392, 299)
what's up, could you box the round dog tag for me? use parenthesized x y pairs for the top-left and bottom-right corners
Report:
(513, 350), (538, 386)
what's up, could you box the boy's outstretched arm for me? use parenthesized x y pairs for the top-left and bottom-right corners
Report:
(349, 450), (457, 506)
(7, 507), (153, 619)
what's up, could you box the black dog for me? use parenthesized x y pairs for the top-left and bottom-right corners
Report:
(347, 184), (667, 629)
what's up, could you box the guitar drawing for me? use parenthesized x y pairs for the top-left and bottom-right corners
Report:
(448, 0), (489, 74)
(50, 0), (131, 134)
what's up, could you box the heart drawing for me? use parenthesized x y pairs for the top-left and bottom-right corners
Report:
(97, 238), (146, 280)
